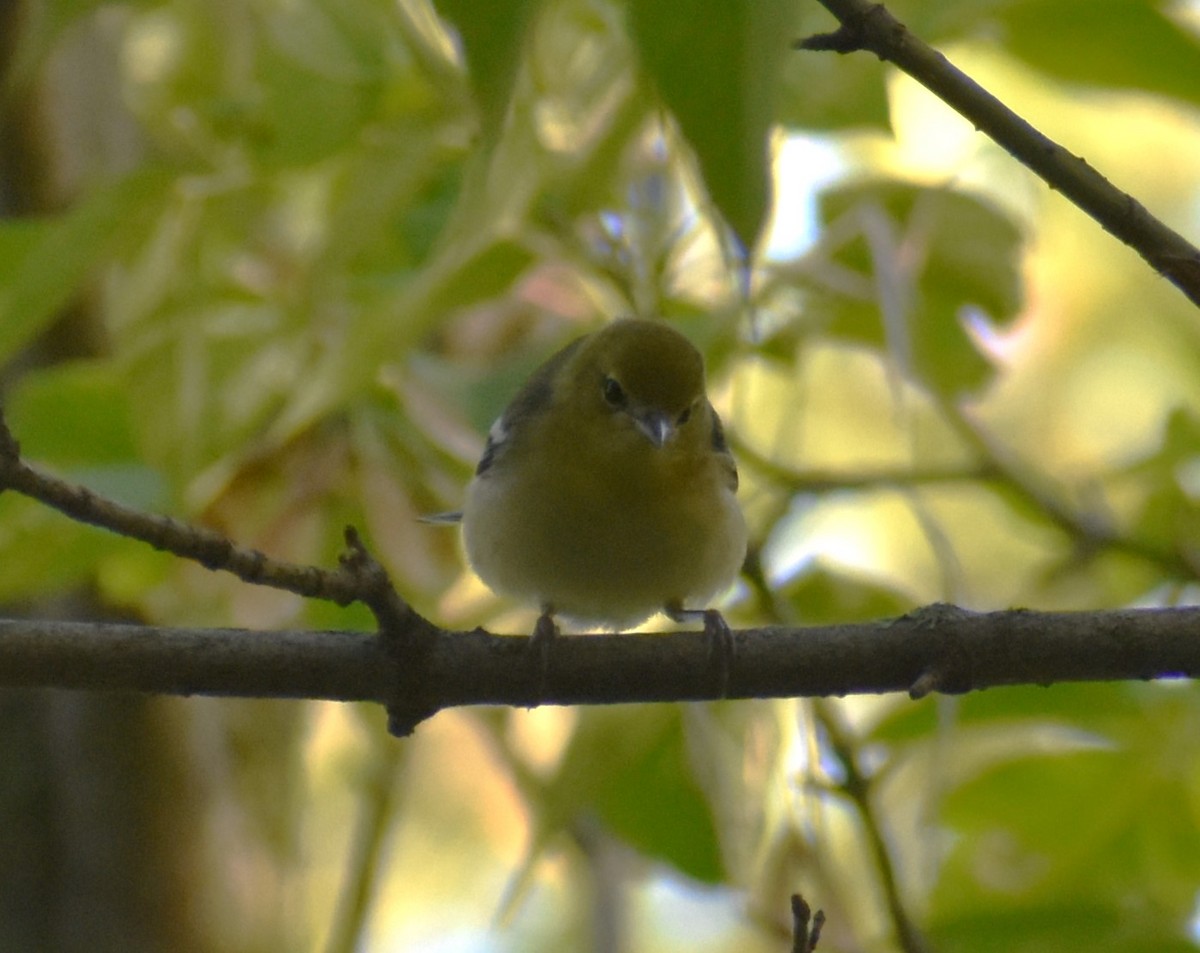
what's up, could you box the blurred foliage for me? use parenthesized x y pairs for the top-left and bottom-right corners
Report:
(2, 0), (1200, 951)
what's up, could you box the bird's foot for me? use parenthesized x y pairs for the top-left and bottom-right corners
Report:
(667, 603), (734, 699)
(528, 607), (559, 698)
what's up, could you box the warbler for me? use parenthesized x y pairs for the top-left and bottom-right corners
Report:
(459, 318), (746, 642)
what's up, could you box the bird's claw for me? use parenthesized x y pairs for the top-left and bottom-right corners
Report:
(528, 607), (559, 698)
(667, 603), (734, 699)
(701, 609), (734, 699)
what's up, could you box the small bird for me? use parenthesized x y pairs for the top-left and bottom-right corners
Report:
(459, 318), (746, 674)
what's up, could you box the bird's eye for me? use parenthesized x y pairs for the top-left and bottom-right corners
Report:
(677, 403), (695, 427)
(602, 376), (626, 407)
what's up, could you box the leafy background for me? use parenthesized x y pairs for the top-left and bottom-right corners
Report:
(2, 0), (1200, 950)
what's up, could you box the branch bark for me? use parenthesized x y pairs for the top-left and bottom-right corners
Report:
(798, 0), (1200, 309)
(2, 398), (1198, 735)
(2, 604), (1197, 733)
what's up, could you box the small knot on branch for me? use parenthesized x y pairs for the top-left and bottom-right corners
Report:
(340, 527), (441, 737)
(908, 668), (940, 700)
(794, 2), (887, 54)
(339, 527), (400, 613)
(893, 603), (979, 696)
(795, 26), (863, 54)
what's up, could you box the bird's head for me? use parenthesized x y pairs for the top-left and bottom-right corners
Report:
(566, 319), (708, 452)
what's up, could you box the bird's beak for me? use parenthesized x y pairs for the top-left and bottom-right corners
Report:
(635, 410), (675, 448)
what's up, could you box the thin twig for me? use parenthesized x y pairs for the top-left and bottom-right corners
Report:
(790, 894), (825, 953)
(0, 414), (370, 606)
(938, 401), (1200, 581)
(735, 395), (1200, 588)
(0, 411), (441, 734)
(816, 702), (931, 953)
(797, 0), (1200, 309)
(323, 738), (410, 953)
(733, 437), (997, 494)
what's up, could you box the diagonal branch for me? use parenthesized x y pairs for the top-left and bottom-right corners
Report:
(0, 412), (440, 734)
(0, 415), (373, 606)
(816, 702), (930, 953)
(797, 0), (1200, 309)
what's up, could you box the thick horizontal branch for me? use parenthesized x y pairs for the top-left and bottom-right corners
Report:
(2, 604), (1197, 733)
(0, 620), (396, 701)
(800, 0), (1200, 309)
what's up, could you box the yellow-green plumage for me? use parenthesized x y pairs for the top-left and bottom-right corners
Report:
(462, 319), (746, 628)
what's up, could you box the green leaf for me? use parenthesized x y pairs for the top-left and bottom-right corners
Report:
(996, 0), (1200, 108)
(808, 180), (1025, 396)
(873, 683), (1141, 745)
(0, 220), (54, 360)
(5, 361), (139, 467)
(780, 6), (890, 132)
(627, 0), (794, 250)
(180, 0), (410, 168)
(259, 0), (393, 83)
(931, 901), (1200, 953)
(1131, 481), (1200, 557)
(419, 237), (536, 318)
(435, 0), (539, 142)
(0, 168), (173, 366)
(780, 565), (913, 624)
(0, 494), (165, 602)
(1115, 407), (1200, 551)
(891, 0), (1200, 113)
(544, 706), (725, 884)
(250, 48), (378, 167)
(395, 162), (469, 267)
(926, 687), (1200, 953)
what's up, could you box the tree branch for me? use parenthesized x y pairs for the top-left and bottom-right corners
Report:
(0, 416), (381, 607)
(733, 437), (998, 494)
(1, 604), (1197, 733)
(797, 0), (1200, 309)
(0, 411), (441, 733)
(3, 415), (1198, 735)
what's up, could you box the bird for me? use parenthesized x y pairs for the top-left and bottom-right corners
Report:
(455, 318), (746, 690)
